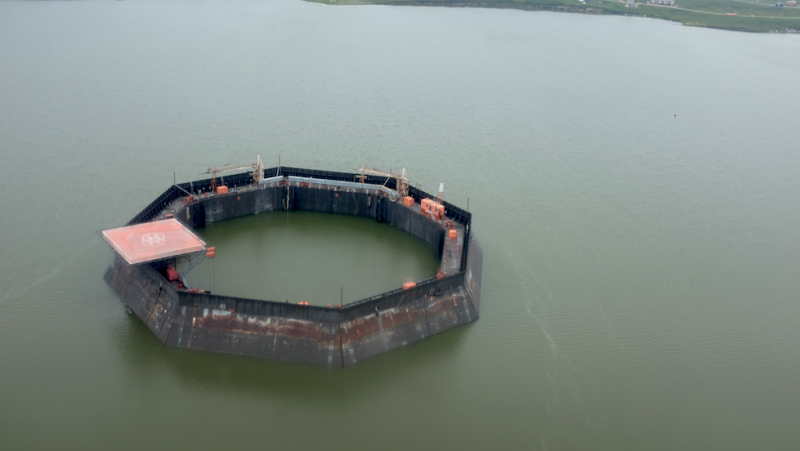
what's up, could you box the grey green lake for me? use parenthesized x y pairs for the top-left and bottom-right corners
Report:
(1, 1), (799, 450)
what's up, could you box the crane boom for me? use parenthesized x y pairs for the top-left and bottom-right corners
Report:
(357, 166), (409, 198)
(206, 155), (264, 190)
(206, 163), (256, 174)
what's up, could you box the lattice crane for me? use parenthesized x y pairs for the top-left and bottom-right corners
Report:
(206, 155), (264, 191)
(357, 166), (409, 198)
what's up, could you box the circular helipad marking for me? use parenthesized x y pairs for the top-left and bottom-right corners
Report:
(141, 233), (166, 246)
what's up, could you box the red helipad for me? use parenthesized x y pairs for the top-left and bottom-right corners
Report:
(102, 219), (206, 265)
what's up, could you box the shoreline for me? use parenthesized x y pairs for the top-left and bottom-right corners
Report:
(308, 0), (800, 33)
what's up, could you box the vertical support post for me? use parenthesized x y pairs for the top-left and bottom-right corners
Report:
(460, 214), (471, 272)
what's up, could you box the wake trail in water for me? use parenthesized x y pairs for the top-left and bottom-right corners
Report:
(1, 237), (99, 306)
(482, 146), (585, 369)
(484, 232), (578, 372)
(540, 152), (643, 352)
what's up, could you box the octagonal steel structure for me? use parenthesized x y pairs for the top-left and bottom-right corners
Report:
(104, 166), (483, 366)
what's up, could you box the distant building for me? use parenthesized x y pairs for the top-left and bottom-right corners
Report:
(787, 0), (797, 5)
(626, 0), (635, 7)
(652, 0), (675, 5)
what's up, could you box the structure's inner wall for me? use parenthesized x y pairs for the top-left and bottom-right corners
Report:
(181, 186), (447, 259)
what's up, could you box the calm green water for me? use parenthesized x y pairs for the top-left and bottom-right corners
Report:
(191, 211), (441, 304)
(1, 1), (799, 450)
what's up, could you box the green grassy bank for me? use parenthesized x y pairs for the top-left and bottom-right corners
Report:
(308, 0), (800, 33)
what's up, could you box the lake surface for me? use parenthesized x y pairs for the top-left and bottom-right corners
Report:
(1, 1), (799, 450)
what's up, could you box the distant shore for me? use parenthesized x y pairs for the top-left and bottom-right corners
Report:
(308, 0), (800, 33)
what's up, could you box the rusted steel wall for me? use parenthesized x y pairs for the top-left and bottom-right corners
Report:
(167, 293), (342, 366)
(104, 256), (180, 343)
(164, 274), (479, 366)
(104, 250), (482, 366)
(339, 273), (476, 365)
